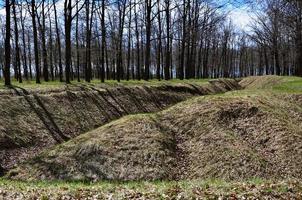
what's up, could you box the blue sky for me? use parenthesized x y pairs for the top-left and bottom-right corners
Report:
(228, 5), (253, 31)
(216, 0), (253, 30)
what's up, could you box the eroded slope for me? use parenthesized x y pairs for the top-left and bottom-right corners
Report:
(10, 91), (302, 181)
(0, 79), (239, 171)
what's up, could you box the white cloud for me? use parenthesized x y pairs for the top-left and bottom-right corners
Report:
(230, 9), (253, 30)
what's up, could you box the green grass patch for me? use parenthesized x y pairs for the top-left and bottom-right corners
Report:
(0, 178), (273, 191)
(272, 76), (302, 93)
(0, 78), (210, 90)
(0, 178), (300, 199)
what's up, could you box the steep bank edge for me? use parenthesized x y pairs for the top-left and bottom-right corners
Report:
(11, 92), (302, 181)
(0, 79), (241, 171)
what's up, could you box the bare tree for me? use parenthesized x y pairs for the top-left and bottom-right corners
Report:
(4, 0), (11, 86)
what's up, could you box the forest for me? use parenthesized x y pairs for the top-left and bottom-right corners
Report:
(0, 0), (302, 86)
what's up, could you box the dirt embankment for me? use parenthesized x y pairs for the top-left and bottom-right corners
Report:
(0, 79), (240, 171)
(10, 90), (302, 182)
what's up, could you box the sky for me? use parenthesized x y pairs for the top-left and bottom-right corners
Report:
(228, 5), (253, 31)
(218, 0), (254, 31)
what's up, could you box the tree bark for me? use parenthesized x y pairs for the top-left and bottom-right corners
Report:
(20, 3), (28, 80)
(53, 0), (63, 82)
(144, 0), (152, 81)
(4, 0), (11, 86)
(164, 0), (171, 80)
(13, 0), (22, 83)
(31, 0), (41, 83)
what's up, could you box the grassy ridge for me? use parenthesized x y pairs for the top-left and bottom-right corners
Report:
(9, 76), (302, 182)
(1, 76), (302, 199)
(0, 78), (210, 90)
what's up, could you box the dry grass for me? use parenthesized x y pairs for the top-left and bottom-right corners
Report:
(0, 79), (240, 171)
(2, 75), (302, 198)
(161, 92), (302, 181)
(10, 88), (302, 181)
(10, 115), (176, 181)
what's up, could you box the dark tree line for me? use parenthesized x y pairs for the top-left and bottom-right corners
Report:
(1, 0), (302, 86)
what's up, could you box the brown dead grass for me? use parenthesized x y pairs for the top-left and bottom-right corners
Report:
(161, 93), (302, 181)
(0, 79), (240, 171)
(10, 115), (176, 181)
(9, 91), (302, 181)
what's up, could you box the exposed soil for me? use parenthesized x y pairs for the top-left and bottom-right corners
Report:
(9, 91), (302, 181)
(0, 79), (240, 172)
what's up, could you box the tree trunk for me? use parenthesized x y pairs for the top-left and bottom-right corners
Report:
(28, 31), (33, 79)
(4, 0), (11, 86)
(64, 0), (72, 84)
(20, 3), (28, 80)
(156, 0), (162, 81)
(13, 0), (22, 83)
(48, 7), (54, 81)
(135, 4), (140, 80)
(144, 0), (152, 81)
(75, 2), (80, 82)
(85, 0), (94, 82)
(32, 0), (41, 84)
(126, 0), (132, 81)
(101, 0), (106, 82)
(54, 0), (63, 82)
(164, 0), (171, 80)
(41, 0), (49, 82)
